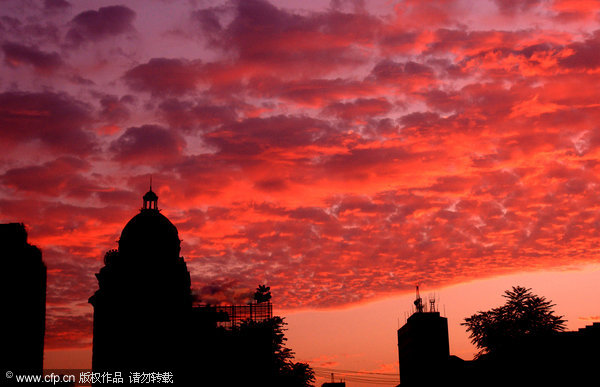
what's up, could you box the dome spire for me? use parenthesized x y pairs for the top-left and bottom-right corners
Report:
(142, 177), (158, 211)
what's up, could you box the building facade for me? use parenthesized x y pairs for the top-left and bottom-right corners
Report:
(0, 223), (46, 375)
(397, 289), (449, 386)
(89, 189), (192, 381)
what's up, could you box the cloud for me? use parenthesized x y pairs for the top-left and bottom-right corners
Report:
(194, 280), (254, 305)
(323, 98), (393, 120)
(0, 91), (96, 154)
(559, 30), (600, 69)
(109, 124), (186, 163)
(193, 0), (378, 76)
(2, 42), (62, 73)
(98, 94), (132, 123)
(67, 5), (136, 47)
(204, 115), (338, 156)
(551, 0), (600, 22)
(158, 98), (236, 131)
(44, 0), (71, 11)
(5, 0), (600, 348)
(0, 14), (61, 46)
(248, 77), (379, 107)
(493, 0), (542, 14)
(123, 58), (204, 96)
(579, 316), (600, 321)
(1, 157), (93, 197)
(254, 178), (289, 192)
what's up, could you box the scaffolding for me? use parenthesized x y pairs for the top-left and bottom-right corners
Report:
(216, 302), (273, 328)
(193, 302), (273, 328)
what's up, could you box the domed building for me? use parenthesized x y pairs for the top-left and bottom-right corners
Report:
(89, 187), (192, 379)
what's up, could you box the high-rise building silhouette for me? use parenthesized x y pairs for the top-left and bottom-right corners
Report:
(397, 287), (449, 386)
(89, 188), (192, 380)
(0, 223), (46, 375)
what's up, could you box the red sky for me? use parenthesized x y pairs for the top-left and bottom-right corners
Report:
(2, 0), (600, 385)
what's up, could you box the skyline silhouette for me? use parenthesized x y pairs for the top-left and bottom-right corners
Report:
(3, 194), (600, 386)
(0, 223), (46, 383)
(397, 287), (600, 386)
(3, 0), (600, 385)
(87, 188), (312, 386)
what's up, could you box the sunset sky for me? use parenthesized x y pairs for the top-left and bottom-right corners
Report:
(2, 0), (600, 385)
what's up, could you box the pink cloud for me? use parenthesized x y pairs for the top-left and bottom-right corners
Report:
(109, 124), (186, 163)
(67, 5), (136, 47)
(2, 42), (62, 73)
(123, 58), (205, 96)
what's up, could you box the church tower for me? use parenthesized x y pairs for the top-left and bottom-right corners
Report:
(89, 187), (192, 380)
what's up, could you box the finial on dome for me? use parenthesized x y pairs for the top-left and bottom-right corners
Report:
(142, 177), (158, 211)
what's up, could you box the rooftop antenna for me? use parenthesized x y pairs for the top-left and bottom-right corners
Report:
(414, 285), (424, 313)
(429, 292), (436, 313)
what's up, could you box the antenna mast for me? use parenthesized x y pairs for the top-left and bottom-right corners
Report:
(429, 292), (436, 313)
(414, 285), (424, 313)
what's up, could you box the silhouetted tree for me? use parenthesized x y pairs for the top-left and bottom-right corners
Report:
(462, 286), (566, 358)
(254, 284), (272, 303)
(235, 316), (314, 386)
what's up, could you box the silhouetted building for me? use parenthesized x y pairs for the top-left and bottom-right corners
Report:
(397, 287), (448, 386)
(89, 188), (192, 382)
(90, 187), (307, 386)
(0, 223), (46, 375)
(396, 287), (600, 386)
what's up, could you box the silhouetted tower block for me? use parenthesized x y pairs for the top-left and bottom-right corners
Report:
(397, 288), (449, 386)
(0, 223), (46, 374)
(89, 188), (192, 382)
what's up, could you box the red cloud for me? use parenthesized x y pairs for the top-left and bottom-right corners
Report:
(559, 30), (600, 69)
(248, 77), (380, 107)
(204, 115), (338, 156)
(158, 98), (236, 131)
(1, 157), (93, 197)
(324, 98), (393, 121)
(194, 0), (379, 75)
(0, 91), (96, 155)
(4, 0), (600, 350)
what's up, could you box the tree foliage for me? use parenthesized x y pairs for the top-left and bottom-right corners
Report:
(462, 286), (566, 358)
(236, 316), (315, 386)
(254, 284), (272, 303)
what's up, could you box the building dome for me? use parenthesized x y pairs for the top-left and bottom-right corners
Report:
(117, 189), (181, 260)
(90, 186), (192, 374)
(143, 190), (158, 202)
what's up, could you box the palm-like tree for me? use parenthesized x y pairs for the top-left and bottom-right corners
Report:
(254, 284), (272, 304)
